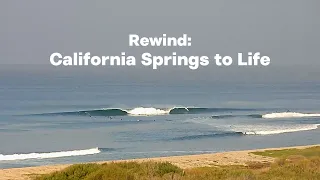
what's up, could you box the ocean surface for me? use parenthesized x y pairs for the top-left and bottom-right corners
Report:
(0, 70), (319, 168)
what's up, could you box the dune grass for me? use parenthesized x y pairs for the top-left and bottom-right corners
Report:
(36, 147), (320, 180)
(36, 162), (184, 180)
(251, 146), (320, 158)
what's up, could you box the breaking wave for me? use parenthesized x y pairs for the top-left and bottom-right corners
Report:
(241, 124), (320, 135)
(172, 124), (320, 140)
(210, 112), (320, 119)
(32, 107), (320, 119)
(35, 107), (253, 117)
(262, 112), (320, 119)
(0, 147), (101, 161)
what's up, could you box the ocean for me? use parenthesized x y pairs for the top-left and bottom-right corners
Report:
(0, 69), (319, 168)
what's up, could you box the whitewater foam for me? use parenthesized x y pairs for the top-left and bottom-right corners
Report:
(242, 124), (320, 135)
(127, 107), (193, 116)
(262, 112), (320, 119)
(0, 147), (100, 161)
(127, 107), (169, 116)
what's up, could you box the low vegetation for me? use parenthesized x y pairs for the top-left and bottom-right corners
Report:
(36, 147), (320, 180)
(251, 146), (320, 158)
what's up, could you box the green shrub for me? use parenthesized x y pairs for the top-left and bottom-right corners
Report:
(252, 146), (320, 158)
(37, 164), (100, 180)
(155, 162), (183, 176)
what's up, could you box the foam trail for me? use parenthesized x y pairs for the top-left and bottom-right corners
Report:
(243, 124), (320, 135)
(0, 147), (100, 161)
(262, 112), (320, 119)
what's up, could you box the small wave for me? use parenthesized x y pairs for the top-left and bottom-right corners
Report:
(78, 109), (128, 116)
(262, 112), (320, 119)
(98, 148), (118, 152)
(171, 132), (244, 140)
(210, 112), (320, 120)
(211, 114), (262, 119)
(0, 147), (100, 161)
(242, 124), (320, 135)
(211, 115), (236, 119)
(248, 114), (263, 118)
(169, 124), (320, 140)
(40, 109), (128, 117)
(169, 107), (229, 114)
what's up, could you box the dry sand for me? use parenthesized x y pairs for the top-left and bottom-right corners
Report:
(0, 144), (318, 180)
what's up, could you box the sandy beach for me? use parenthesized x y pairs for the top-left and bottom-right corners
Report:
(0, 144), (318, 180)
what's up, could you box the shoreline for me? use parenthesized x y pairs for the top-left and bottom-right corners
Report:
(0, 144), (319, 180)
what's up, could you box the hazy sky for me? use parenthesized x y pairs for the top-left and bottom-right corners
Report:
(1, 1), (319, 83)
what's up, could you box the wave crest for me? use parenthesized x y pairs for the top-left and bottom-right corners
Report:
(242, 124), (320, 135)
(168, 124), (320, 140)
(262, 112), (320, 119)
(128, 107), (168, 116)
(171, 132), (243, 140)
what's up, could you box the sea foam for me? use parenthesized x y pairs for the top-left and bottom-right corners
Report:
(262, 112), (320, 119)
(242, 124), (320, 135)
(0, 147), (100, 161)
(127, 107), (169, 116)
